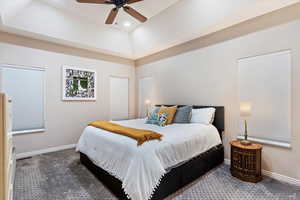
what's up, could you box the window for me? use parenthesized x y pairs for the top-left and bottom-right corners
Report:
(0, 64), (46, 135)
(238, 50), (292, 148)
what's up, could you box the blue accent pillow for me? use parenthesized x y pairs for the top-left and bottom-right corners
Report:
(173, 106), (192, 123)
(145, 113), (168, 127)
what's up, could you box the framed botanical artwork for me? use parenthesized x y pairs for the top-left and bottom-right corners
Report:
(62, 66), (97, 101)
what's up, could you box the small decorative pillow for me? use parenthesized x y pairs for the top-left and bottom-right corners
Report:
(158, 106), (177, 125)
(173, 105), (192, 123)
(190, 108), (216, 125)
(145, 113), (168, 127)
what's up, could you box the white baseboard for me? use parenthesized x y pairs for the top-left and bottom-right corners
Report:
(262, 170), (300, 186)
(224, 158), (231, 165)
(16, 144), (76, 159)
(224, 159), (300, 186)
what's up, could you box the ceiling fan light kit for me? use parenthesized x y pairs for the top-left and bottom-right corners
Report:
(76, 0), (148, 24)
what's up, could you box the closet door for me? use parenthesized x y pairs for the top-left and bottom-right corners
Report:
(139, 77), (154, 118)
(110, 77), (129, 121)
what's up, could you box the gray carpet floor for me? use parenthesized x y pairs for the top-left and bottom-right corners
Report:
(14, 149), (300, 200)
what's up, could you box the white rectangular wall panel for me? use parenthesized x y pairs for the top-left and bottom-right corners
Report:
(238, 50), (292, 145)
(110, 77), (129, 121)
(0, 65), (45, 133)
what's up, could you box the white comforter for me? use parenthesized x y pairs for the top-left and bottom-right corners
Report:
(76, 119), (221, 200)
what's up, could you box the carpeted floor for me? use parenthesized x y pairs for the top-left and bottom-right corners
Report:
(14, 149), (300, 200)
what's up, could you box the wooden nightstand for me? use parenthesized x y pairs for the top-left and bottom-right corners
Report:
(230, 140), (263, 183)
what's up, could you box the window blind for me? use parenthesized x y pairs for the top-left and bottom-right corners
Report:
(238, 50), (292, 147)
(0, 65), (45, 134)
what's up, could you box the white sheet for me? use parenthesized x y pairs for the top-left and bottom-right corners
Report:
(76, 119), (222, 200)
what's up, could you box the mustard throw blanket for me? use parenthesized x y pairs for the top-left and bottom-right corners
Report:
(88, 121), (162, 146)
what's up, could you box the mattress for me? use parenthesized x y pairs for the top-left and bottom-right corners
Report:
(76, 119), (222, 200)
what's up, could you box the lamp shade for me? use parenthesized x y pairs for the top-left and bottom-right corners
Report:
(145, 99), (151, 105)
(240, 102), (252, 117)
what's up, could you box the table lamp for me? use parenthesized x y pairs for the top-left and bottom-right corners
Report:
(240, 102), (252, 145)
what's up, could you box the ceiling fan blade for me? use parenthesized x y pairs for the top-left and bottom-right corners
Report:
(105, 8), (119, 24)
(127, 0), (143, 4)
(123, 6), (147, 23)
(76, 0), (113, 4)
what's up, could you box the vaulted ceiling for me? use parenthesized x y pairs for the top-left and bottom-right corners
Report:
(0, 0), (299, 59)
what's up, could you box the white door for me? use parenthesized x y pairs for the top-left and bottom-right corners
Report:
(110, 77), (129, 120)
(139, 77), (154, 118)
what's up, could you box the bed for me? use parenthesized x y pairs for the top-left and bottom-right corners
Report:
(77, 105), (224, 200)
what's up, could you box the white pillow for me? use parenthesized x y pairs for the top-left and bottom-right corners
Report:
(190, 108), (216, 125)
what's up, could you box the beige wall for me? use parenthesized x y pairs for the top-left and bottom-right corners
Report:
(136, 14), (300, 179)
(1, 3), (300, 181)
(0, 33), (136, 154)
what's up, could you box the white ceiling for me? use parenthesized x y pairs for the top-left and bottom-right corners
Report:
(0, 0), (300, 59)
(42, 0), (180, 31)
(131, 0), (300, 58)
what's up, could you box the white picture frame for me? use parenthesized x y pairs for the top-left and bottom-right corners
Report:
(62, 66), (97, 101)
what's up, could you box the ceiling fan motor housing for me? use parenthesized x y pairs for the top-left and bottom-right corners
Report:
(76, 0), (147, 24)
(114, 0), (126, 8)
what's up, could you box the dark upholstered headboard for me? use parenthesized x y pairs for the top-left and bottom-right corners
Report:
(156, 105), (225, 138)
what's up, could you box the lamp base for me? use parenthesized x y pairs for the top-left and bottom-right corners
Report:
(240, 139), (252, 146)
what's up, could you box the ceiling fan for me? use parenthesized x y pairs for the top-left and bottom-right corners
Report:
(76, 0), (147, 25)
